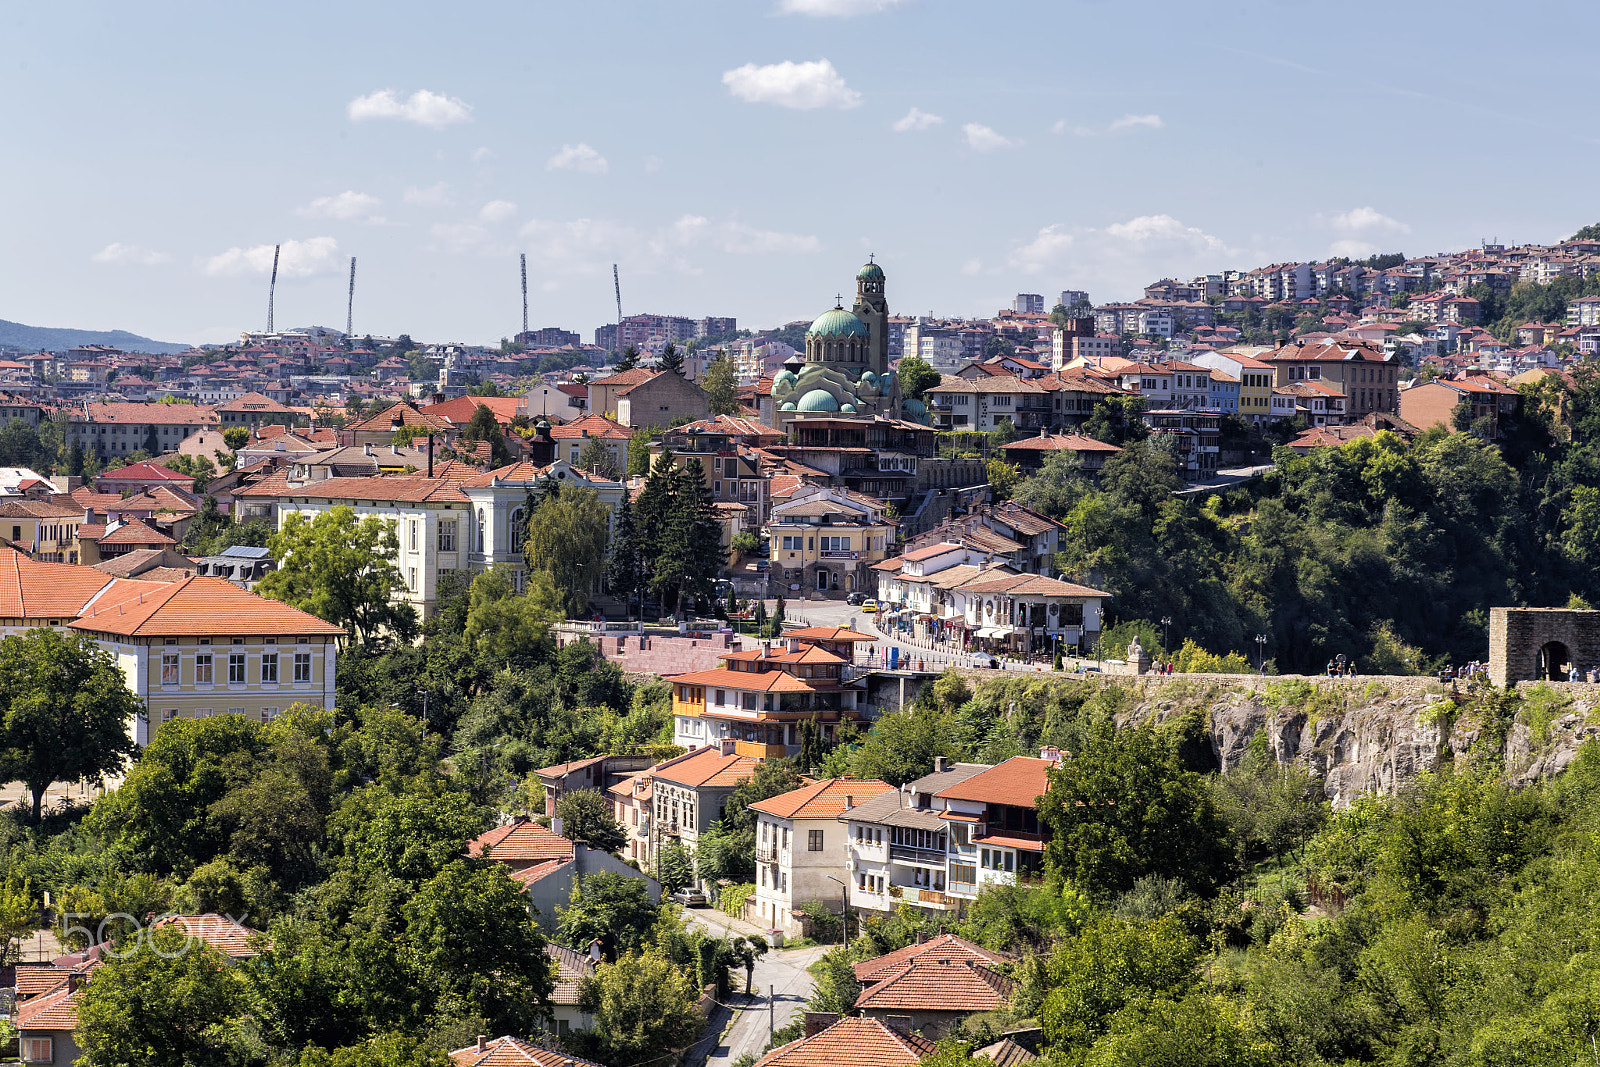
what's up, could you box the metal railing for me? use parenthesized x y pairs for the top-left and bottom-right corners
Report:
(890, 844), (949, 866)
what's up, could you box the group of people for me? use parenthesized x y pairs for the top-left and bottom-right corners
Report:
(1439, 662), (1489, 685)
(1325, 659), (1359, 678)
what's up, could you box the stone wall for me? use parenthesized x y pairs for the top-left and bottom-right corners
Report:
(1489, 606), (1600, 687)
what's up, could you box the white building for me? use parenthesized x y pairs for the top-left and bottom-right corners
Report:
(842, 759), (990, 918)
(751, 777), (894, 939)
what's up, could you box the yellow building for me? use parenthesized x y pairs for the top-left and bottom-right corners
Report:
(0, 548), (344, 745)
(767, 484), (896, 597)
(0, 500), (90, 562)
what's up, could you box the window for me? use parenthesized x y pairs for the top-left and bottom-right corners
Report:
(227, 707), (246, 717)
(261, 707), (279, 723)
(439, 520), (457, 551)
(195, 654), (213, 684)
(161, 708), (177, 724)
(22, 1037), (52, 1063)
(229, 653), (246, 684)
(294, 653), (311, 683)
(409, 519), (418, 550)
(162, 653), (180, 685)
(262, 653), (278, 683)
(194, 708), (213, 719)
(408, 567), (417, 592)
(808, 829), (824, 852)
(714, 688), (725, 705)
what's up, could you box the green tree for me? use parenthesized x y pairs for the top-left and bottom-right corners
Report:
(898, 355), (941, 401)
(576, 433), (617, 478)
(680, 457), (726, 609)
(1039, 914), (1201, 1058)
(615, 345), (640, 372)
(0, 629), (141, 822)
(843, 702), (969, 786)
(655, 840), (695, 894)
(701, 352), (739, 416)
(555, 788), (626, 852)
(557, 870), (660, 960)
(462, 565), (560, 668)
(658, 342), (684, 375)
(987, 458), (1020, 502)
(606, 495), (643, 620)
(576, 949), (704, 1066)
(523, 485), (611, 615)
(161, 453), (217, 493)
(298, 1034), (450, 1067)
(76, 928), (246, 1067)
(222, 426), (250, 451)
(459, 404), (510, 466)
(0, 874), (37, 962)
(1039, 720), (1235, 897)
(258, 506), (418, 646)
(727, 935), (768, 994)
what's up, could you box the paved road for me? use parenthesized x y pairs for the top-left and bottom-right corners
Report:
(681, 906), (829, 1066)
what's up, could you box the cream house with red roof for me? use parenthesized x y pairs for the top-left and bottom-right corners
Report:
(936, 753), (1060, 900)
(754, 1015), (935, 1067)
(649, 743), (761, 872)
(751, 776), (894, 937)
(449, 1035), (604, 1067)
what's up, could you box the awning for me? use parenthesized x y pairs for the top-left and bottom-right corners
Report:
(939, 811), (982, 822)
(977, 627), (1010, 639)
(973, 832), (1046, 852)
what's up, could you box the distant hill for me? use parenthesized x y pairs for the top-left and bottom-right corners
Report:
(0, 318), (191, 356)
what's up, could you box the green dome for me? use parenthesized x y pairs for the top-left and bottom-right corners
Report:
(807, 308), (869, 339)
(779, 401), (797, 411)
(796, 389), (841, 412)
(856, 261), (884, 281)
(840, 404), (856, 414)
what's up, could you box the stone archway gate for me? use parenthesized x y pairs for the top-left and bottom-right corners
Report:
(1489, 607), (1600, 686)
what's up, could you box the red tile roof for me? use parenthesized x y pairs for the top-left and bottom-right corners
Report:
(653, 747), (761, 789)
(854, 933), (1013, 982)
(755, 1016), (936, 1067)
(750, 778), (894, 820)
(667, 666), (819, 692)
(15, 982), (78, 1030)
(148, 914), (263, 958)
(14, 964), (74, 999)
(854, 957), (1016, 1012)
(1000, 434), (1121, 454)
(97, 459), (195, 484)
(934, 755), (1056, 809)
(594, 368), (661, 390)
(467, 818), (574, 865)
(98, 518), (178, 546)
(70, 574), (347, 639)
(75, 402), (218, 425)
(449, 1036), (605, 1067)
(421, 395), (528, 425)
(548, 413), (631, 440)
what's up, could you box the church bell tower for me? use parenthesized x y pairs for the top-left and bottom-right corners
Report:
(852, 256), (889, 377)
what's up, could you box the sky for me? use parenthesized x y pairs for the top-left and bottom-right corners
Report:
(5, 0), (1599, 347)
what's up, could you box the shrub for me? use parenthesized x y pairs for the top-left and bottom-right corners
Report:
(720, 882), (754, 919)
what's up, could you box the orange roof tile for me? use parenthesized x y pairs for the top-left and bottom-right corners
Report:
(148, 914), (263, 958)
(98, 519), (177, 546)
(14, 964), (74, 999)
(548, 413), (631, 440)
(781, 626), (878, 642)
(667, 666), (819, 692)
(69, 574), (347, 639)
(346, 401), (452, 435)
(15, 982), (78, 1031)
(75, 402), (218, 426)
(97, 459), (195, 484)
(653, 747), (761, 789)
(545, 942), (597, 1006)
(855, 933), (1013, 982)
(755, 1016), (936, 1067)
(750, 778), (894, 820)
(854, 958), (1015, 1013)
(467, 818), (574, 865)
(449, 1036), (604, 1067)
(935, 756), (1055, 809)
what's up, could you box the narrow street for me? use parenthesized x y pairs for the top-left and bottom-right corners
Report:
(681, 906), (830, 1066)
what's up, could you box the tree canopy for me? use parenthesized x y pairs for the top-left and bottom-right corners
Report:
(258, 506), (418, 647)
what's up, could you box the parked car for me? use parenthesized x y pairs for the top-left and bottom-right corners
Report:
(845, 591), (865, 605)
(669, 889), (707, 907)
(861, 599), (879, 613)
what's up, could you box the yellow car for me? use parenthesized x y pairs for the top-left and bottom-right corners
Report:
(861, 599), (879, 613)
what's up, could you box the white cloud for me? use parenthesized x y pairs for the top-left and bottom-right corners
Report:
(1329, 239), (1380, 259)
(402, 182), (455, 208)
(546, 143), (610, 175)
(347, 89), (473, 129)
(479, 200), (518, 223)
(1006, 214), (1237, 299)
(714, 221), (822, 255)
(779, 0), (909, 13)
(961, 258), (984, 276)
(1107, 113), (1164, 133)
(1330, 206), (1411, 234)
(1054, 115), (1163, 136)
(722, 59), (862, 110)
(428, 221), (495, 255)
(892, 107), (943, 132)
(297, 190), (385, 223)
(91, 242), (169, 266)
(204, 237), (341, 278)
(644, 154), (663, 173)
(516, 212), (820, 280)
(472, 146), (496, 163)
(963, 123), (1019, 152)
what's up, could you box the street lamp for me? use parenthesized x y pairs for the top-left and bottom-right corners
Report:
(1254, 634), (1267, 675)
(825, 874), (851, 945)
(417, 689), (429, 734)
(1336, 652), (1347, 677)
(1160, 616), (1172, 654)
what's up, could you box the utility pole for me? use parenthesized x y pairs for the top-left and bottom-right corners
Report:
(769, 983), (774, 1044)
(613, 263), (623, 330)
(346, 256), (356, 337)
(520, 253), (528, 335)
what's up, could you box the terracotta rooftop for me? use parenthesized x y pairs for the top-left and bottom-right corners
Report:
(854, 932), (1013, 983)
(545, 942), (597, 1006)
(652, 746), (761, 789)
(467, 818), (574, 866)
(1000, 434), (1121, 454)
(935, 755), (1057, 809)
(548, 413), (631, 440)
(148, 914), (263, 958)
(666, 666), (818, 693)
(74, 402), (218, 425)
(70, 573), (346, 639)
(750, 777), (894, 821)
(855, 957), (1016, 1013)
(755, 1016), (936, 1067)
(347, 401), (452, 435)
(449, 1035), (604, 1067)
(98, 459), (195, 483)
(15, 981), (79, 1031)
(14, 964), (75, 999)
(98, 518), (178, 546)
(593, 368), (661, 390)
(780, 626), (878, 642)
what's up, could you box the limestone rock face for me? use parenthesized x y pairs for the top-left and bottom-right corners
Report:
(1130, 680), (1600, 807)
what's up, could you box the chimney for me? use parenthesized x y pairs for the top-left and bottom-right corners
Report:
(391, 443), (400, 455)
(843, 795), (853, 810)
(363, 443), (373, 456)
(475, 1037), (486, 1054)
(803, 1013), (839, 1038)
(68, 972), (85, 993)
(763, 642), (773, 658)
(1041, 745), (1062, 763)
(551, 816), (565, 838)
(787, 637), (799, 653)
(916, 931), (926, 944)
(427, 434), (434, 478)
(719, 738), (737, 757)
(934, 756), (949, 773)
(84, 507), (96, 524)
(588, 938), (603, 963)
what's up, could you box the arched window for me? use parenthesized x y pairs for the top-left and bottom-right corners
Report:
(477, 509), (486, 552)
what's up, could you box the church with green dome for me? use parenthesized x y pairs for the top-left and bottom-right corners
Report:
(770, 257), (927, 425)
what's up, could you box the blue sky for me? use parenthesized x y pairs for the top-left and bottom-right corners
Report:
(4, 0), (1597, 346)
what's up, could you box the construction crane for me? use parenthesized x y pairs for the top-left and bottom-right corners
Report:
(520, 253), (528, 335)
(613, 262), (623, 331)
(346, 256), (357, 337)
(266, 244), (280, 333)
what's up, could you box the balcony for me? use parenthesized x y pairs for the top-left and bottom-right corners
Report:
(948, 881), (978, 898)
(756, 846), (779, 865)
(890, 844), (948, 867)
(917, 889), (949, 907)
(736, 740), (789, 760)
